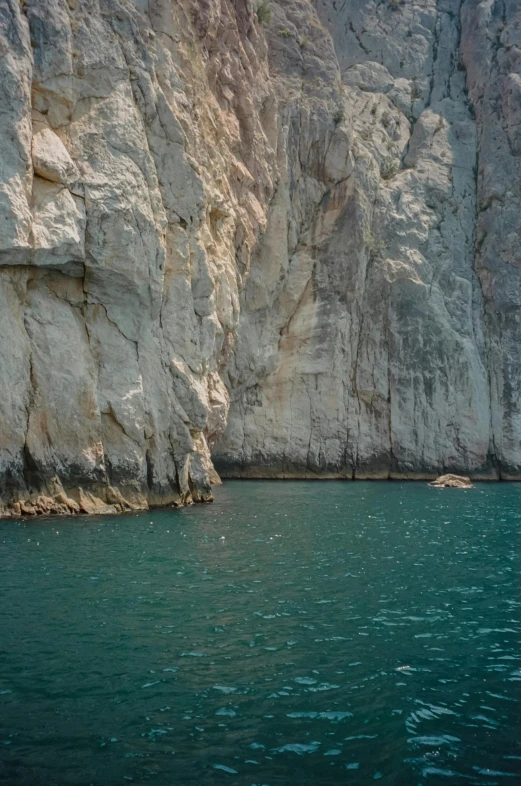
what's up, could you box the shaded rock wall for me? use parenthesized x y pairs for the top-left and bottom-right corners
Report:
(0, 0), (519, 515)
(214, 0), (521, 481)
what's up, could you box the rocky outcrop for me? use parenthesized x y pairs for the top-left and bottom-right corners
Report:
(0, 0), (519, 516)
(0, 0), (268, 514)
(429, 474), (474, 489)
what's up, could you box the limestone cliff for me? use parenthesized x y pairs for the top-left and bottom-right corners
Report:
(0, 0), (519, 516)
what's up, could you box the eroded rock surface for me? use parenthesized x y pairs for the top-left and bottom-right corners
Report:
(0, 0), (519, 516)
(214, 0), (521, 482)
(429, 474), (474, 489)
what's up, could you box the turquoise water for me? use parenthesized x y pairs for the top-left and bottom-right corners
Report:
(1, 481), (520, 785)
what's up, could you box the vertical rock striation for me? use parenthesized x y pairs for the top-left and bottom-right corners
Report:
(0, 0), (274, 514)
(0, 0), (519, 516)
(214, 0), (521, 482)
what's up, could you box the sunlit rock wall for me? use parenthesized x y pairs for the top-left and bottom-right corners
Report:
(0, 0), (519, 515)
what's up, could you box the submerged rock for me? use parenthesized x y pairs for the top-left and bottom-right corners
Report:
(429, 475), (474, 489)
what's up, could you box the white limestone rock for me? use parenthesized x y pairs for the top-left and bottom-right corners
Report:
(32, 124), (79, 185)
(215, 0), (519, 482)
(32, 178), (85, 267)
(429, 474), (474, 489)
(0, 0), (520, 517)
(0, 0), (33, 258)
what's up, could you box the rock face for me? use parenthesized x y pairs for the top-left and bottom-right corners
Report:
(0, 0), (519, 516)
(215, 0), (521, 482)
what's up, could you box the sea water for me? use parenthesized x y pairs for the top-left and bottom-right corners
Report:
(1, 481), (520, 785)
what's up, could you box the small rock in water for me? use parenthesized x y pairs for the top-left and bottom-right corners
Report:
(429, 474), (473, 489)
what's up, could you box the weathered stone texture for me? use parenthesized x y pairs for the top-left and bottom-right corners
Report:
(215, 0), (521, 482)
(0, 0), (519, 516)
